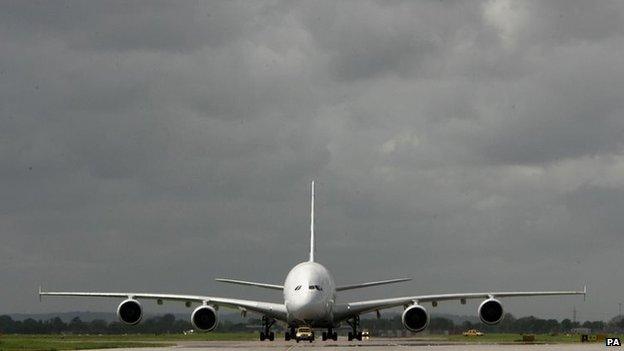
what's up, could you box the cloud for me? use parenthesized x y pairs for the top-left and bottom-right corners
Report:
(0, 1), (263, 52)
(1, 1), (622, 321)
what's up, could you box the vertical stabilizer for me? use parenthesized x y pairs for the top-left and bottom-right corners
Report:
(309, 181), (315, 262)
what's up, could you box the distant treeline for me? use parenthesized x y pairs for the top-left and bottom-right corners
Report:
(362, 313), (622, 334)
(0, 313), (622, 334)
(0, 314), (249, 334)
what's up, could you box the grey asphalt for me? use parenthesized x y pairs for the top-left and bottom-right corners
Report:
(93, 339), (607, 350)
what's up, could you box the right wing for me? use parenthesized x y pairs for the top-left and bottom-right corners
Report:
(215, 278), (284, 291)
(336, 278), (411, 291)
(333, 286), (586, 321)
(39, 288), (287, 321)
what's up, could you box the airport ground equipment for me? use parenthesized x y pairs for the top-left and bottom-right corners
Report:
(295, 327), (314, 342)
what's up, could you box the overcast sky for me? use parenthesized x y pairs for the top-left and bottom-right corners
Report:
(1, 0), (623, 322)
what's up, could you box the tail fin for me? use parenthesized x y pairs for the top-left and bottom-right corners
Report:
(309, 181), (315, 262)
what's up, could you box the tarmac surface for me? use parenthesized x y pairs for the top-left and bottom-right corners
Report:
(93, 338), (607, 351)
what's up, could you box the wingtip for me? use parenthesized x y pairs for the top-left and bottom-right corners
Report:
(38, 285), (42, 302)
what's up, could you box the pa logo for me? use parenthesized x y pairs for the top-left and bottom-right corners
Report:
(606, 337), (621, 346)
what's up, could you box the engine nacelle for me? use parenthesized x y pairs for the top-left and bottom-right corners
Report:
(117, 299), (142, 325)
(191, 305), (219, 331)
(478, 298), (504, 325)
(401, 304), (429, 332)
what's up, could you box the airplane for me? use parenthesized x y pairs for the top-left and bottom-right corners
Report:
(40, 181), (586, 342)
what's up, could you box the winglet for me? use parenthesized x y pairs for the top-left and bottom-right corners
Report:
(38, 285), (42, 302)
(583, 283), (587, 302)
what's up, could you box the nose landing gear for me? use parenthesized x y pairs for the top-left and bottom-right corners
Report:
(285, 327), (295, 341)
(347, 316), (363, 341)
(259, 316), (275, 341)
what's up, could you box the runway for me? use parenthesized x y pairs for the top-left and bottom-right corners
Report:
(95, 338), (607, 351)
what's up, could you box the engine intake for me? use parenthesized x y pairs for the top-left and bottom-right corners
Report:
(117, 299), (142, 325)
(478, 298), (504, 325)
(401, 304), (429, 332)
(191, 305), (218, 331)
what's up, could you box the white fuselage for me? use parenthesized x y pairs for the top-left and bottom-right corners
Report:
(283, 261), (336, 327)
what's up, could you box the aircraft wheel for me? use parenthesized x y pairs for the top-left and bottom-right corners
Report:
(356, 332), (363, 341)
(285, 333), (291, 341)
(332, 332), (338, 341)
(348, 332), (353, 341)
(269, 332), (275, 341)
(260, 332), (265, 341)
(322, 332), (327, 341)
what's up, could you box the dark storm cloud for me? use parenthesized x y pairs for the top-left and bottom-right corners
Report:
(1, 0), (623, 321)
(564, 184), (624, 241)
(300, 1), (490, 81)
(1, 1), (259, 52)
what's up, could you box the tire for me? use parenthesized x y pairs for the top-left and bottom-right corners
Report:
(356, 332), (362, 341)
(322, 332), (327, 341)
(285, 333), (291, 341)
(333, 332), (338, 341)
(269, 332), (275, 341)
(260, 332), (265, 341)
(348, 332), (353, 341)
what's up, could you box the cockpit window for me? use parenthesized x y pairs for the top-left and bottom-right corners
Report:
(294, 285), (302, 291)
(315, 285), (323, 291)
(308, 285), (315, 290)
(308, 285), (323, 290)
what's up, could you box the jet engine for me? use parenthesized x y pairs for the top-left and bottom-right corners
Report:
(117, 299), (142, 325)
(401, 304), (429, 332)
(478, 298), (504, 325)
(191, 305), (219, 331)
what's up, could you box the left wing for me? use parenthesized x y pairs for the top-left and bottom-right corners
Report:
(39, 288), (287, 321)
(333, 286), (586, 321)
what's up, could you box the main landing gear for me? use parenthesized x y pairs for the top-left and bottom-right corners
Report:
(259, 316), (275, 341)
(284, 327), (295, 341)
(347, 316), (363, 341)
(321, 328), (338, 341)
